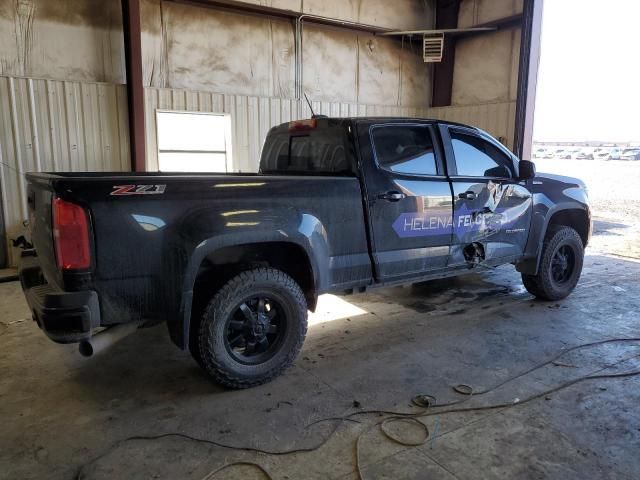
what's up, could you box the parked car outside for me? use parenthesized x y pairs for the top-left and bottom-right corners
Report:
(575, 148), (595, 160)
(620, 148), (640, 161)
(559, 148), (580, 159)
(545, 148), (563, 159)
(594, 148), (622, 161)
(533, 147), (547, 159)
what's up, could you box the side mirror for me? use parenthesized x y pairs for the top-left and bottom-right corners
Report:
(519, 160), (536, 180)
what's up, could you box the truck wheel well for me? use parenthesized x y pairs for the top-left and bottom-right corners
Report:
(190, 242), (316, 334)
(548, 209), (589, 246)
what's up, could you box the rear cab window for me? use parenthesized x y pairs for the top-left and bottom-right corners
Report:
(260, 119), (354, 175)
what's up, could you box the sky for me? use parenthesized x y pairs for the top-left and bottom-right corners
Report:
(533, 0), (640, 142)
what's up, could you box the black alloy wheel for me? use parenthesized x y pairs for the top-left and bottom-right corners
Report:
(550, 245), (576, 285)
(224, 296), (286, 364)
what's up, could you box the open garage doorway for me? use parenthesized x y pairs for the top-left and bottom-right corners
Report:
(532, 0), (640, 259)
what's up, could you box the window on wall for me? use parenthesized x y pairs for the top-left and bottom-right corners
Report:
(156, 111), (232, 172)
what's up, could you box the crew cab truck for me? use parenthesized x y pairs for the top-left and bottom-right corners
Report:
(19, 117), (591, 388)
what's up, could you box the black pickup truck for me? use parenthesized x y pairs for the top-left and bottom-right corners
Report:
(19, 117), (591, 388)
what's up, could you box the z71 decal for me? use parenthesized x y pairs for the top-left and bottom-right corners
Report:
(110, 185), (166, 196)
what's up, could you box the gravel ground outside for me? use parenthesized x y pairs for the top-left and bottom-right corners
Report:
(534, 158), (640, 259)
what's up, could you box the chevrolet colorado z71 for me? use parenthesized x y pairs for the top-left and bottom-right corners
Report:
(19, 117), (591, 388)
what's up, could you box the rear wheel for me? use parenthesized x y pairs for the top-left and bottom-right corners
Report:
(194, 268), (307, 389)
(522, 226), (584, 300)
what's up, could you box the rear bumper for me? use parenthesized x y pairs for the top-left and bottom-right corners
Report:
(19, 253), (100, 343)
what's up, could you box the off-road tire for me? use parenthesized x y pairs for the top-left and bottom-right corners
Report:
(522, 225), (584, 300)
(195, 268), (307, 389)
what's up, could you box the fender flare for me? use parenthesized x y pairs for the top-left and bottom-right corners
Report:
(517, 200), (590, 275)
(174, 218), (330, 349)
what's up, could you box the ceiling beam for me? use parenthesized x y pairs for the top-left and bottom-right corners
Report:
(169, 0), (393, 34)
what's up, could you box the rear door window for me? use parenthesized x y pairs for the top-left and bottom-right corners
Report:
(371, 125), (438, 175)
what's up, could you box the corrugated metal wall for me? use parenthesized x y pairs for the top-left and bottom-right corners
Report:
(429, 101), (517, 150)
(1, 76), (515, 267)
(144, 86), (431, 172)
(0, 76), (130, 267)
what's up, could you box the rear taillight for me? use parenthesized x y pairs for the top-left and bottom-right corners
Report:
(52, 198), (91, 270)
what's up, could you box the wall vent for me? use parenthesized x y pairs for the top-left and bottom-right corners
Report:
(423, 34), (444, 62)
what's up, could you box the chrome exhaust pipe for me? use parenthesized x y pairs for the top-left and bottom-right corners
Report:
(78, 321), (142, 357)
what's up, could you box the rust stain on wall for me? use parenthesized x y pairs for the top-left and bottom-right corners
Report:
(35, 0), (122, 28)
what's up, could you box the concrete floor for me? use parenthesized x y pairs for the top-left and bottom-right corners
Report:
(1, 236), (640, 479)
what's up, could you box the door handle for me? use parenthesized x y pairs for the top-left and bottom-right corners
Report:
(458, 191), (477, 200)
(378, 191), (406, 202)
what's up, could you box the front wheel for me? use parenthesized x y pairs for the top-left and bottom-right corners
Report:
(522, 226), (584, 301)
(195, 268), (308, 389)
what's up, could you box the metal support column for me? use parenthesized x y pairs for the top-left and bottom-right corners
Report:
(431, 0), (460, 107)
(514, 0), (544, 160)
(122, 0), (146, 172)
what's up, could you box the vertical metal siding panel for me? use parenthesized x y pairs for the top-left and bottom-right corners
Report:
(212, 94), (224, 112)
(185, 90), (198, 110)
(45, 80), (61, 171)
(280, 98), (291, 123)
(116, 85), (130, 171)
(330, 102), (340, 117)
(52, 80), (71, 171)
(495, 103), (508, 146)
(0, 77), (20, 267)
(223, 95), (237, 171)
(5, 77), (29, 266)
(17, 79), (36, 176)
(7, 77), (28, 221)
(258, 97), (271, 162)
(237, 95), (250, 172)
(79, 83), (95, 170)
(26, 79), (42, 172)
(247, 96), (260, 172)
(99, 84), (119, 171)
(157, 88), (171, 110)
(507, 101), (517, 151)
(484, 104), (495, 138)
(198, 92), (212, 112)
(144, 87), (159, 171)
(0, 142), (11, 264)
(34, 79), (53, 171)
(270, 97), (281, 129)
(65, 82), (82, 171)
(171, 89), (186, 110)
(94, 84), (107, 172)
